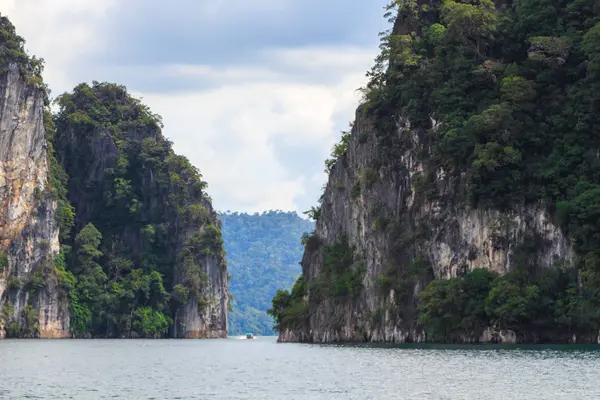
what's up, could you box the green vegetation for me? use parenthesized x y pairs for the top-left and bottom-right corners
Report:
(267, 276), (308, 332)
(0, 251), (8, 272)
(417, 262), (595, 342)
(361, 168), (378, 189)
(417, 268), (497, 341)
(324, 123), (353, 173)
(0, 302), (14, 325)
(310, 236), (365, 300)
(362, 0), (600, 213)
(0, 301), (39, 338)
(45, 81), (225, 338)
(356, 0), (600, 341)
(0, 14), (226, 339)
(270, 0), (600, 341)
(219, 211), (314, 335)
(269, 234), (365, 333)
(44, 111), (75, 243)
(7, 277), (22, 291)
(376, 255), (431, 322)
(0, 14), (48, 96)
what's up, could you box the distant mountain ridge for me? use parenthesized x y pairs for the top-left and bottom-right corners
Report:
(219, 211), (314, 335)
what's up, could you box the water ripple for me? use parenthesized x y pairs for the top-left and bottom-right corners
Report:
(0, 338), (599, 399)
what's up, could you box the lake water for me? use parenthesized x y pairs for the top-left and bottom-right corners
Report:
(1, 336), (599, 399)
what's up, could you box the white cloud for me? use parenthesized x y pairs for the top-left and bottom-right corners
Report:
(0, 0), (115, 94)
(0, 0), (377, 213)
(134, 52), (373, 213)
(264, 45), (376, 74)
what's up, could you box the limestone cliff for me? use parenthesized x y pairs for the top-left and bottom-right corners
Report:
(53, 82), (228, 339)
(174, 254), (228, 338)
(275, 0), (600, 344)
(280, 108), (572, 344)
(0, 63), (69, 338)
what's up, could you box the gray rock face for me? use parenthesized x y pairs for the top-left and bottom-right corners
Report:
(280, 107), (572, 344)
(169, 201), (228, 339)
(0, 65), (69, 338)
(54, 125), (120, 231)
(174, 217), (229, 339)
(56, 119), (228, 339)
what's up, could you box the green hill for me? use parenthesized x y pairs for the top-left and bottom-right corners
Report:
(219, 211), (314, 335)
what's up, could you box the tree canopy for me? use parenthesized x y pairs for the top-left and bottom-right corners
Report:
(220, 211), (313, 335)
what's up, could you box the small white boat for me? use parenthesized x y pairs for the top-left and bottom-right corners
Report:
(245, 333), (255, 339)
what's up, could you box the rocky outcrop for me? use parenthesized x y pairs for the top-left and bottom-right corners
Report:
(173, 219), (229, 339)
(272, 0), (600, 344)
(54, 99), (228, 339)
(0, 64), (69, 338)
(280, 105), (573, 344)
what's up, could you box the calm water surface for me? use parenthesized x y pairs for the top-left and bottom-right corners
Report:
(1, 336), (599, 399)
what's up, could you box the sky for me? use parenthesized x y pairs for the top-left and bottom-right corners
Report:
(0, 0), (389, 214)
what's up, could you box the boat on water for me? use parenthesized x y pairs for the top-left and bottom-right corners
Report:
(245, 333), (255, 339)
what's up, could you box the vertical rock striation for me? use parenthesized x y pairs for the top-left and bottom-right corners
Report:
(280, 108), (572, 343)
(174, 247), (228, 338)
(270, 0), (600, 344)
(0, 64), (69, 338)
(53, 83), (228, 339)
(273, 0), (600, 343)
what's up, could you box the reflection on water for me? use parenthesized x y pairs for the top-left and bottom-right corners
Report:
(0, 336), (598, 399)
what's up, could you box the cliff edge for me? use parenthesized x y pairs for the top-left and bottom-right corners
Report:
(272, 0), (600, 344)
(0, 17), (69, 338)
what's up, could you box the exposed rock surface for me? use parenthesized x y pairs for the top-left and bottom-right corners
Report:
(55, 110), (228, 339)
(173, 219), (229, 339)
(280, 105), (573, 344)
(0, 64), (69, 338)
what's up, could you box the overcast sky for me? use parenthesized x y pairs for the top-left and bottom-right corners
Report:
(1, 0), (388, 213)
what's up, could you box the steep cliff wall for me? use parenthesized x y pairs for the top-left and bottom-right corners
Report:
(281, 108), (571, 344)
(274, 0), (600, 344)
(53, 82), (228, 338)
(0, 63), (69, 338)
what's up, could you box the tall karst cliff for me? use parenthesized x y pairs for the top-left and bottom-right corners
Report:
(0, 17), (69, 338)
(271, 0), (600, 344)
(0, 15), (228, 339)
(52, 82), (229, 339)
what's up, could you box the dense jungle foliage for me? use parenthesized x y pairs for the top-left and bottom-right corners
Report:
(49, 81), (225, 338)
(271, 0), (600, 341)
(220, 211), (313, 335)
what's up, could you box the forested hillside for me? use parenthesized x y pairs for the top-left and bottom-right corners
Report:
(219, 211), (313, 335)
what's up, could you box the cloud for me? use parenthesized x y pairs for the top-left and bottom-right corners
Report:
(133, 47), (373, 212)
(98, 0), (386, 66)
(0, 0), (116, 94)
(0, 0), (387, 213)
